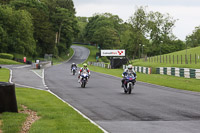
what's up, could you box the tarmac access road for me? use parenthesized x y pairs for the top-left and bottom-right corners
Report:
(45, 45), (200, 133)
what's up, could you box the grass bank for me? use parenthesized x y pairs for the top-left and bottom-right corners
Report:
(0, 58), (22, 65)
(132, 46), (200, 69)
(77, 44), (200, 92)
(0, 68), (103, 133)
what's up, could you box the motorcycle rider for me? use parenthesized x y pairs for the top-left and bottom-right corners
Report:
(121, 64), (136, 87)
(71, 63), (77, 72)
(78, 63), (90, 82)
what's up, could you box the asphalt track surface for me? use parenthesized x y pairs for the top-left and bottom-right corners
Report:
(45, 45), (200, 133)
(3, 45), (200, 133)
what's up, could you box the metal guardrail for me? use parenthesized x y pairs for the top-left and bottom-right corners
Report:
(88, 62), (111, 69)
(32, 61), (52, 69)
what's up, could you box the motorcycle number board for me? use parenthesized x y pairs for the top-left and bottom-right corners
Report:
(101, 50), (125, 56)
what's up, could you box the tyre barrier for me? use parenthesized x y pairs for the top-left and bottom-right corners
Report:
(156, 67), (200, 79)
(123, 65), (152, 74)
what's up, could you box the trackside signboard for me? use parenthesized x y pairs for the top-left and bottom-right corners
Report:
(101, 50), (125, 56)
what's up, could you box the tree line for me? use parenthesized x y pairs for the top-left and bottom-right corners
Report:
(0, 0), (78, 57)
(1, 2), (199, 59)
(75, 6), (199, 59)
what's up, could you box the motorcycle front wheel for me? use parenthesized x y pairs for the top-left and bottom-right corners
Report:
(73, 70), (75, 75)
(81, 81), (86, 88)
(128, 84), (132, 94)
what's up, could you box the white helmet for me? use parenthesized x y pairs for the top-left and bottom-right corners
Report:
(127, 64), (132, 69)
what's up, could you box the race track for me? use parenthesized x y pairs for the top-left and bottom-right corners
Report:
(45, 45), (200, 133)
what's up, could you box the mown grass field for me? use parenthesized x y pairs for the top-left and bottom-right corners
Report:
(77, 44), (200, 92)
(133, 46), (200, 69)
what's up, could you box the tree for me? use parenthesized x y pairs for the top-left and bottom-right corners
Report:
(186, 26), (200, 47)
(92, 27), (120, 49)
(0, 5), (36, 55)
(147, 11), (177, 55)
(52, 7), (79, 55)
(128, 6), (148, 58)
(84, 13), (123, 49)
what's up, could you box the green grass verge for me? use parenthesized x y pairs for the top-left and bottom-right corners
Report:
(132, 46), (200, 69)
(0, 68), (10, 82)
(1, 112), (27, 133)
(0, 68), (103, 133)
(0, 58), (22, 65)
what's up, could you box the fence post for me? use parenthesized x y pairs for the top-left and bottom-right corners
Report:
(177, 55), (178, 64)
(181, 55), (182, 64)
(160, 55), (161, 63)
(163, 55), (164, 63)
(185, 54), (187, 64)
(173, 55), (174, 64)
(169, 55), (171, 64)
(190, 54), (192, 64)
(195, 54), (197, 64)
(166, 55), (167, 63)
(157, 56), (158, 63)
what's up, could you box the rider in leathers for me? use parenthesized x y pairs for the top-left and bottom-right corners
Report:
(78, 63), (90, 82)
(71, 63), (77, 72)
(121, 64), (136, 87)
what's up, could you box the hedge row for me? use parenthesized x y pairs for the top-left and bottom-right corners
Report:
(0, 53), (14, 60)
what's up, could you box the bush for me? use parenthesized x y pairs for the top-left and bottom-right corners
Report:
(0, 53), (14, 60)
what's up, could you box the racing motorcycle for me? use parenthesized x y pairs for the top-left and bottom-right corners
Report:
(80, 70), (89, 88)
(72, 66), (77, 75)
(123, 73), (136, 94)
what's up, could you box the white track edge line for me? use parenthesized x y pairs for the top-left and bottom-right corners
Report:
(42, 67), (108, 132)
(31, 70), (43, 79)
(47, 90), (109, 133)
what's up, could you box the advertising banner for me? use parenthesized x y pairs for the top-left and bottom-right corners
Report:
(101, 50), (125, 56)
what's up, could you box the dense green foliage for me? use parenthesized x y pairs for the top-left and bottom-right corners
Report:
(186, 26), (200, 48)
(0, 5), (36, 56)
(75, 6), (187, 60)
(0, 53), (13, 59)
(0, 0), (78, 57)
(84, 13), (122, 49)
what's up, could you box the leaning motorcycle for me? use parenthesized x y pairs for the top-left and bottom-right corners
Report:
(123, 73), (136, 94)
(80, 70), (89, 88)
(72, 66), (76, 75)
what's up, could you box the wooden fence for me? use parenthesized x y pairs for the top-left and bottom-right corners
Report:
(144, 54), (200, 64)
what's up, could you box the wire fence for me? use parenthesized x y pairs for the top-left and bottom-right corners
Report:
(143, 54), (200, 64)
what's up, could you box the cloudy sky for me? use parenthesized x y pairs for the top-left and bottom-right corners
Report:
(73, 0), (200, 41)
